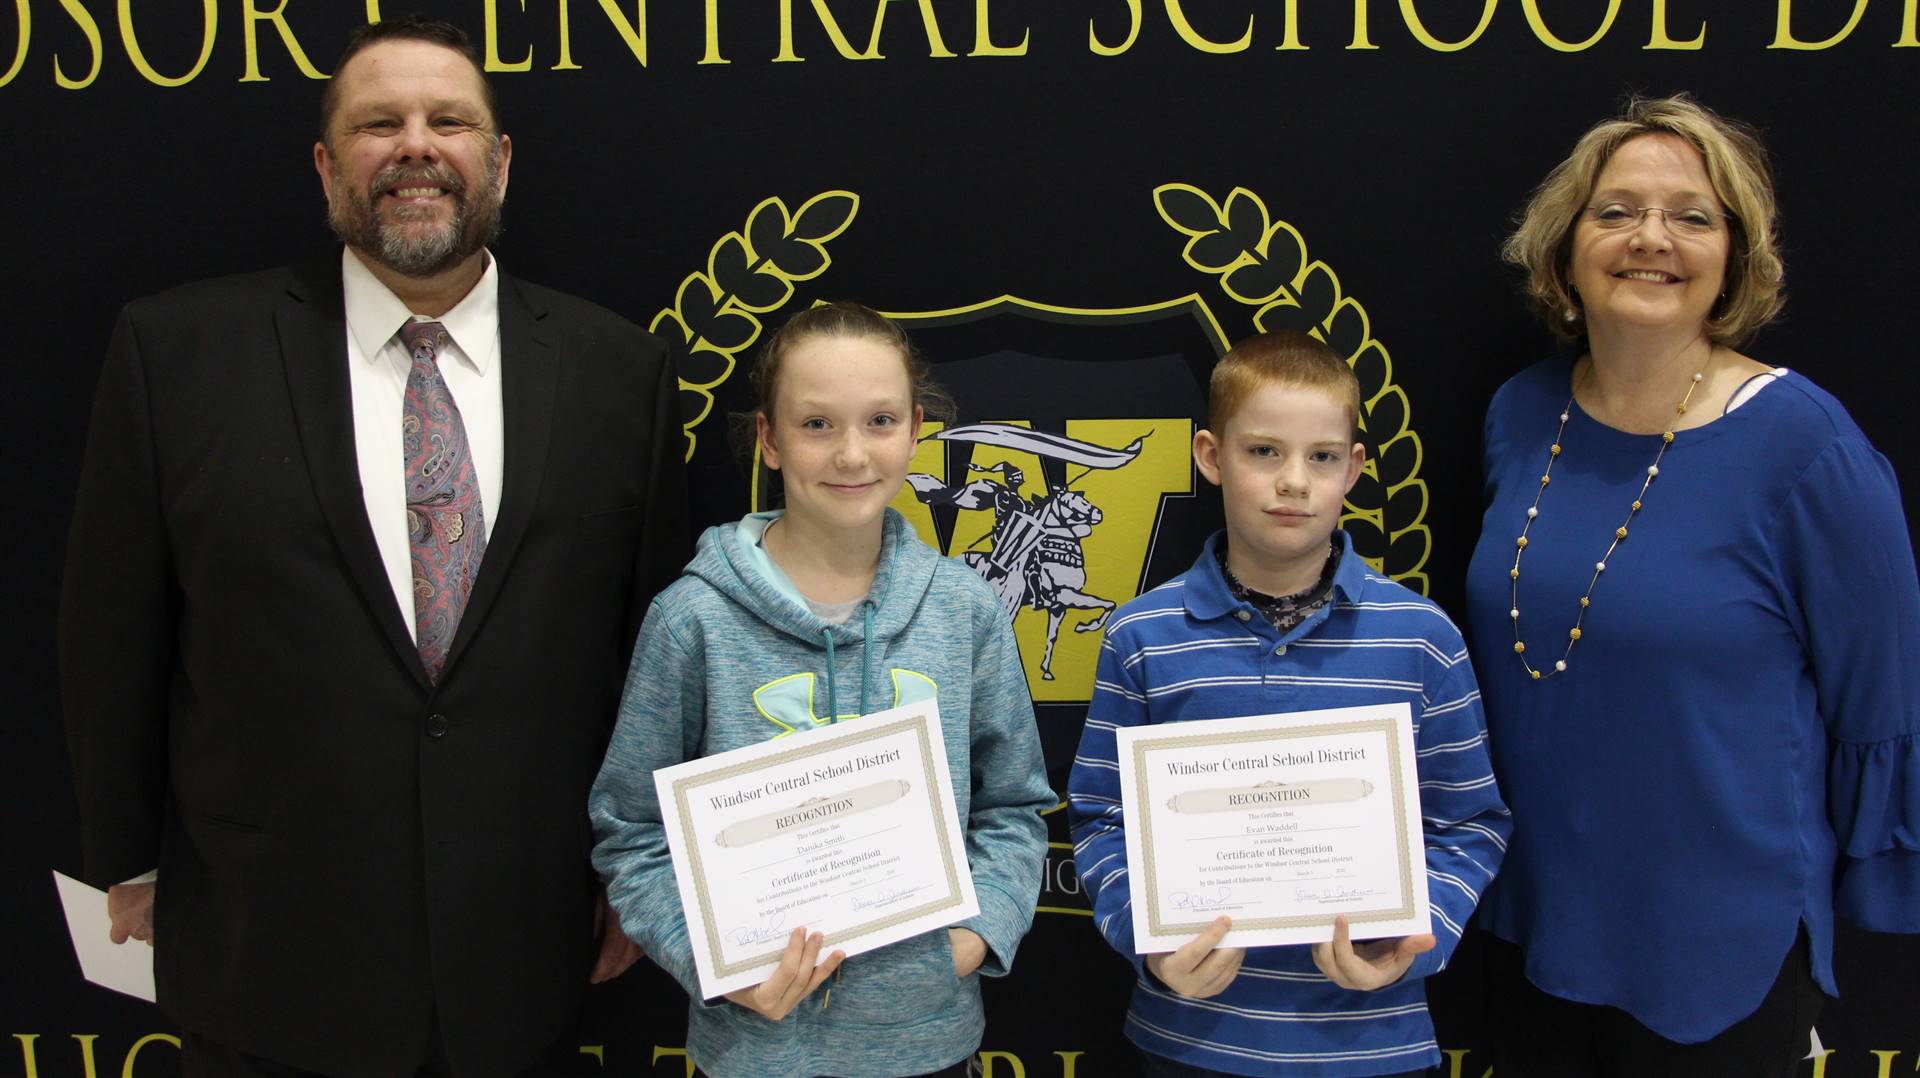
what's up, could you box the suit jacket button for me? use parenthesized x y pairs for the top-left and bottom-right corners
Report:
(426, 713), (449, 739)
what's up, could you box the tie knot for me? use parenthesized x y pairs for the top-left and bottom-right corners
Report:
(400, 320), (449, 361)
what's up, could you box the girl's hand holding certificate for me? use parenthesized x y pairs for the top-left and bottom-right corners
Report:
(724, 928), (845, 1021)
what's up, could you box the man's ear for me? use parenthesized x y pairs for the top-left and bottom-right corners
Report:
(1193, 428), (1223, 488)
(1343, 442), (1368, 496)
(314, 141), (334, 200)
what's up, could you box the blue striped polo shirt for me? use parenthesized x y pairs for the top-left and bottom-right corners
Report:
(1068, 531), (1510, 1076)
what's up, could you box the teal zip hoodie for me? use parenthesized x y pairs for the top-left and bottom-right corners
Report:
(590, 509), (1053, 1077)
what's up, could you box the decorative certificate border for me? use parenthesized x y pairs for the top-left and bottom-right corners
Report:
(668, 712), (967, 979)
(1129, 717), (1414, 937)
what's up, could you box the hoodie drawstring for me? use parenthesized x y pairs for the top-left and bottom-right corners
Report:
(823, 632), (839, 726)
(821, 604), (876, 725)
(858, 604), (873, 717)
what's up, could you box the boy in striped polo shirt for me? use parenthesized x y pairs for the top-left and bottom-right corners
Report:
(1068, 330), (1509, 1077)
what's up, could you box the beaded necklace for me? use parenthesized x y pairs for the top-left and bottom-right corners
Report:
(1507, 360), (1706, 681)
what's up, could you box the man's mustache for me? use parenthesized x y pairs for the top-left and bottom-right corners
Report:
(367, 164), (468, 201)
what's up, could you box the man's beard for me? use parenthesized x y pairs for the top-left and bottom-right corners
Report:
(326, 153), (503, 278)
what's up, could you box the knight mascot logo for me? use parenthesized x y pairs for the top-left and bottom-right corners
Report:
(880, 297), (1220, 705)
(907, 426), (1131, 680)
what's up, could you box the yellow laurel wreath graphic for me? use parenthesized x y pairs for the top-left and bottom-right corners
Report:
(1153, 184), (1432, 594)
(651, 191), (861, 461)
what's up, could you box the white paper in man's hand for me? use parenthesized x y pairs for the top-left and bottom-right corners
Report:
(53, 870), (157, 1002)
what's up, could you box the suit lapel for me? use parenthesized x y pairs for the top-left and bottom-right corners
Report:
(276, 257), (432, 691)
(440, 272), (557, 681)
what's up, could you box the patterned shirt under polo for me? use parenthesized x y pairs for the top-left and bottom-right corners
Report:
(1217, 539), (1340, 637)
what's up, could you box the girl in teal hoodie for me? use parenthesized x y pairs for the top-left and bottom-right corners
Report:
(590, 302), (1054, 1077)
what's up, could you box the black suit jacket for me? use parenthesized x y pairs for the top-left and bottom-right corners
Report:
(59, 255), (687, 1076)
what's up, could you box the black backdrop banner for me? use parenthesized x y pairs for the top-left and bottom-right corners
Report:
(5, 2), (1917, 1075)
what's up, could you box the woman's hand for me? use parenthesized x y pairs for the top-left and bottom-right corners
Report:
(1144, 915), (1245, 999)
(949, 927), (987, 977)
(723, 928), (844, 1021)
(1310, 914), (1435, 991)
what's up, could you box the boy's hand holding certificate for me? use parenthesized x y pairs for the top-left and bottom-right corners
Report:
(1115, 702), (1430, 953)
(653, 699), (979, 999)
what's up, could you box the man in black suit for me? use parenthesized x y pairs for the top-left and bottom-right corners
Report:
(59, 17), (684, 1076)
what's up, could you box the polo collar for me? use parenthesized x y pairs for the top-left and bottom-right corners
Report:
(1183, 529), (1369, 622)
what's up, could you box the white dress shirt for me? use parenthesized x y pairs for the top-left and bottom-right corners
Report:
(342, 248), (505, 641)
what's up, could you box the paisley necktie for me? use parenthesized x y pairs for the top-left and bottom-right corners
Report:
(400, 320), (487, 683)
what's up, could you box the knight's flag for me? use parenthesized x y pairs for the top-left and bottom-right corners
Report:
(923, 423), (1144, 468)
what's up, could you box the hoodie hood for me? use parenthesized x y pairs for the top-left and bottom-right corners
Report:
(687, 507), (940, 647)
(685, 508), (942, 723)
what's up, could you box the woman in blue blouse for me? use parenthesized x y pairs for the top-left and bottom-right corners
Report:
(1465, 95), (1920, 1077)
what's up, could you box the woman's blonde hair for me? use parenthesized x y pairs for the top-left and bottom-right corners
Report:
(1502, 94), (1785, 346)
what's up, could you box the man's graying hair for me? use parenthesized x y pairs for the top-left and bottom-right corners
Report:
(318, 16), (501, 142)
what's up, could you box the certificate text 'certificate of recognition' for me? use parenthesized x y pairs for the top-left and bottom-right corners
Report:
(1115, 702), (1429, 953)
(653, 699), (978, 998)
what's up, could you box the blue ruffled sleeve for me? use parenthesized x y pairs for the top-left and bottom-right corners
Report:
(1830, 734), (1920, 931)
(1777, 432), (1920, 933)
